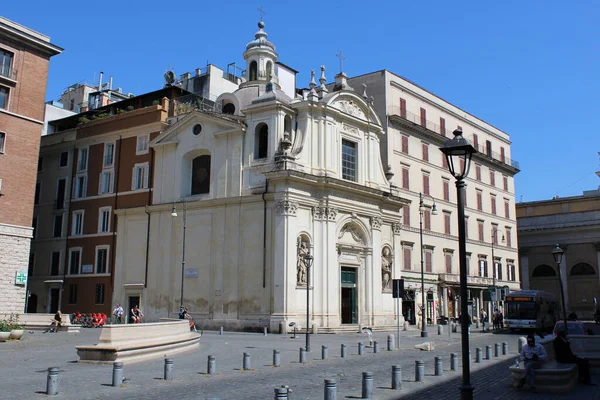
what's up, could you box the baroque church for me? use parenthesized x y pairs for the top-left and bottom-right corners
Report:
(113, 21), (409, 331)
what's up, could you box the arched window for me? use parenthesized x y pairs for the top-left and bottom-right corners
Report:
(222, 103), (235, 115)
(249, 61), (258, 81)
(254, 124), (268, 159)
(266, 61), (273, 79)
(191, 155), (211, 195)
(570, 262), (595, 276)
(532, 264), (556, 277)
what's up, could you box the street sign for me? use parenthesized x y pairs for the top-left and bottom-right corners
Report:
(15, 271), (27, 286)
(392, 279), (404, 299)
(491, 293), (497, 301)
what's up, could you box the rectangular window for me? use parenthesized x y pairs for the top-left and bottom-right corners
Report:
(478, 221), (484, 241)
(443, 180), (450, 201)
(0, 131), (5, 153)
(399, 98), (407, 118)
(440, 117), (446, 136)
(473, 133), (479, 149)
(53, 214), (62, 238)
(424, 209), (431, 230)
(465, 216), (469, 239)
(34, 183), (41, 204)
(486, 140), (492, 157)
(442, 154), (448, 169)
(99, 170), (114, 194)
(95, 284), (105, 304)
(96, 247), (108, 274)
(444, 212), (451, 235)
(59, 151), (69, 168)
(425, 251), (432, 273)
(136, 134), (149, 155)
(68, 284), (78, 304)
(72, 210), (84, 236)
(466, 255), (471, 276)
(341, 140), (357, 182)
(506, 228), (512, 248)
(420, 108), (426, 127)
(403, 247), (412, 271)
(0, 50), (13, 78)
(103, 143), (115, 168)
(77, 148), (88, 172)
(507, 263), (516, 281)
(32, 217), (38, 239)
(503, 176), (508, 191)
(445, 254), (452, 274)
(132, 163), (149, 190)
(490, 195), (497, 215)
(74, 174), (87, 199)
(0, 86), (9, 109)
(422, 174), (430, 196)
(500, 147), (506, 163)
(492, 225), (499, 244)
(402, 205), (410, 227)
(401, 135), (409, 154)
(50, 251), (60, 276)
(402, 167), (409, 190)
(504, 200), (510, 219)
(476, 190), (482, 211)
(69, 248), (81, 275)
(479, 259), (488, 277)
(489, 171), (495, 187)
(422, 143), (429, 162)
(98, 207), (111, 233)
(475, 165), (481, 181)
(56, 178), (66, 209)
(496, 261), (503, 281)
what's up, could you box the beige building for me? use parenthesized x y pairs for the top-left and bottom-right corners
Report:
(517, 188), (600, 320)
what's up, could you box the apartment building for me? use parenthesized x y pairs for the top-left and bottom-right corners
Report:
(0, 17), (62, 316)
(347, 71), (521, 324)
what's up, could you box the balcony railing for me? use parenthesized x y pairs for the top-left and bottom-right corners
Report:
(0, 65), (17, 80)
(388, 105), (519, 170)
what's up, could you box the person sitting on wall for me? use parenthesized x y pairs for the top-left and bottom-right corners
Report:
(517, 334), (547, 391)
(131, 305), (143, 323)
(568, 311), (578, 321)
(44, 311), (62, 333)
(554, 331), (593, 384)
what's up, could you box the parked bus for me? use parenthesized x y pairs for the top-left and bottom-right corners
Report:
(504, 290), (558, 332)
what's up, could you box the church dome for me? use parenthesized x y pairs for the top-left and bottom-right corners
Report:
(245, 21), (276, 51)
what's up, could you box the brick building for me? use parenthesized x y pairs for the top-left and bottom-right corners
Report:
(0, 17), (61, 316)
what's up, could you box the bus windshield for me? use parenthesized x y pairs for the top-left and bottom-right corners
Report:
(506, 301), (536, 320)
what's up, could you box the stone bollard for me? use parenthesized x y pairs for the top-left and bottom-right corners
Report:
(273, 350), (280, 367)
(112, 362), (124, 387)
(475, 348), (482, 363)
(164, 358), (174, 381)
(485, 345), (492, 360)
(387, 334), (394, 351)
(324, 378), (337, 400)
(392, 365), (402, 390)
(494, 343), (500, 358)
(322, 345), (328, 360)
(475, 321), (480, 329)
(437, 325), (443, 335)
(518, 337), (526, 353)
(469, 351), (472, 365)
(415, 360), (424, 382)
(341, 344), (347, 358)
(358, 342), (364, 355)
(220, 326), (224, 335)
(362, 371), (373, 399)
(243, 352), (251, 370)
(299, 347), (307, 363)
(502, 342), (508, 356)
(274, 386), (289, 400)
(264, 327), (268, 336)
(452, 323), (458, 333)
(434, 356), (443, 376)
(279, 321), (286, 335)
(450, 353), (458, 371)
(208, 355), (216, 375)
(373, 341), (379, 353)
(403, 321), (409, 331)
(46, 367), (60, 396)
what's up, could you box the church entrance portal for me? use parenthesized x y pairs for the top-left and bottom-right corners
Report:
(341, 267), (357, 324)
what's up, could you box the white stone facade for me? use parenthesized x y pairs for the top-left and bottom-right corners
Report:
(0, 223), (32, 316)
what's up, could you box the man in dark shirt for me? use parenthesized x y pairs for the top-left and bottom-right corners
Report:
(553, 331), (592, 384)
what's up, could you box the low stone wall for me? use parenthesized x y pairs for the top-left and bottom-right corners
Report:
(76, 320), (200, 364)
(570, 335), (600, 369)
(18, 313), (79, 333)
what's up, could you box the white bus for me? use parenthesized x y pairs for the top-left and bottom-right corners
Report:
(504, 290), (558, 332)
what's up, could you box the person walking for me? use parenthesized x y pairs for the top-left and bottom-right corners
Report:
(481, 309), (488, 332)
(517, 334), (547, 391)
(112, 304), (123, 324)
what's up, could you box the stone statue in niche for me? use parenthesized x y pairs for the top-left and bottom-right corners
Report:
(297, 240), (309, 285)
(381, 247), (392, 291)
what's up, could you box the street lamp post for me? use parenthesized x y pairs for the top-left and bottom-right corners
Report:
(419, 192), (437, 338)
(552, 245), (569, 336)
(490, 228), (505, 313)
(304, 250), (314, 352)
(171, 199), (187, 309)
(441, 128), (477, 400)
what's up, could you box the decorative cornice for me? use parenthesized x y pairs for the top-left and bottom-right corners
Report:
(275, 200), (298, 216)
(371, 215), (383, 231)
(313, 206), (337, 221)
(392, 222), (402, 235)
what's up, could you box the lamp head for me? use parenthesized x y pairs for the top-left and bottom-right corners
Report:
(431, 203), (438, 215)
(501, 234), (506, 243)
(170, 204), (178, 217)
(552, 244), (564, 265)
(440, 128), (477, 180)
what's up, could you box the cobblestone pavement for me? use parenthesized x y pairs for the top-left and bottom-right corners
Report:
(1, 325), (598, 399)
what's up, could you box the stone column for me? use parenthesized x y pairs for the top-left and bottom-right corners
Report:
(442, 286), (448, 318)
(559, 251), (569, 310)
(370, 216), (383, 326)
(595, 243), (600, 288)
(393, 223), (403, 324)
(519, 248), (529, 289)
(324, 207), (338, 328)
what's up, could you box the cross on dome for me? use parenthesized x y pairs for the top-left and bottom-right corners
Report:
(336, 49), (346, 73)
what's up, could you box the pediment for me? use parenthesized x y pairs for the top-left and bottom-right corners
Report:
(330, 99), (366, 120)
(325, 92), (382, 126)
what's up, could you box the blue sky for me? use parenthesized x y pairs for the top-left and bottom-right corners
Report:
(4, 1), (599, 202)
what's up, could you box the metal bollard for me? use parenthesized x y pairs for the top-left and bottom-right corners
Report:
(438, 325), (443, 335)
(358, 342), (364, 355)
(324, 378), (337, 400)
(502, 342), (508, 356)
(415, 360), (424, 382)
(112, 362), (124, 387)
(243, 352), (251, 370)
(494, 343), (500, 358)
(392, 365), (402, 390)
(362, 371), (373, 399)
(450, 353), (458, 371)
(299, 347), (307, 363)
(322, 345), (328, 360)
(485, 345), (492, 360)
(164, 358), (173, 381)
(46, 367), (60, 395)
(387, 334), (394, 351)
(273, 350), (280, 367)
(264, 327), (268, 336)
(208, 355), (216, 375)
(373, 341), (379, 353)
(274, 386), (288, 400)
(341, 344), (347, 358)
(434, 356), (443, 376)
(518, 337), (526, 353)
(220, 326), (223, 335)
(475, 348), (482, 363)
